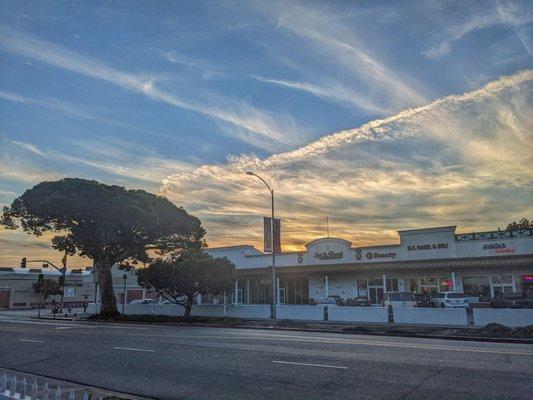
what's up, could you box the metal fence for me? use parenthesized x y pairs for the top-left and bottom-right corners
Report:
(0, 373), (90, 400)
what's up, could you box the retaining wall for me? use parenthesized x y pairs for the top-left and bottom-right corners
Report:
(473, 309), (533, 327)
(275, 305), (324, 321)
(225, 305), (271, 319)
(393, 307), (468, 326)
(328, 306), (389, 323)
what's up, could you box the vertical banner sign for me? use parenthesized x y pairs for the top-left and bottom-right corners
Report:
(263, 217), (281, 253)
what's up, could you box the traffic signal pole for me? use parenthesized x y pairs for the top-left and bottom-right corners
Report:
(22, 258), (67, 314)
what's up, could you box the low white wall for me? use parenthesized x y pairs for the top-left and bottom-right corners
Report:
(153, 304), (185, 316)
(474, 309), (533, 327)
(190, 304), (226, 317)
(328, 307), (389, 323)
(87, 302), (99, 314)
(276, 305), (324, 321)
(225, 305), (271, 319)
(394, 307), (468, 326)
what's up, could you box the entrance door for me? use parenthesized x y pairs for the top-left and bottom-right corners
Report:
(369, 287), (383, 305)
(0, 289), (10, 308)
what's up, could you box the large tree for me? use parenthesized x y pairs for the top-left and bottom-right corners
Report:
(137, 252), (235, 317)
(1, 178), (205, 316)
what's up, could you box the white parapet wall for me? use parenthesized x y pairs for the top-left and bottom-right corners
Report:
(328, 306), (389, 323)
(473, 309), (533, 327)
(276, 305), (324, 321)
(393, 307), (468, 326)
(225, 304), (271, 319)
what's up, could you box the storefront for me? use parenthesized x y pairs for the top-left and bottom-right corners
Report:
(206, 225), (533, 305)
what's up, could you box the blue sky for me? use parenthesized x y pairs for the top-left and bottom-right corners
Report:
(0, 0), (532, 266)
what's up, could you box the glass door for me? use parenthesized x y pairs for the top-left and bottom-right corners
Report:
(368, 278), (384, 305)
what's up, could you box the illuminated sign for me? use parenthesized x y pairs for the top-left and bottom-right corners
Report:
(482, 243), (514, 253)
(366, 252), (396, 260)
(523, 275), (533, 282)
(407, 243), (448, 251)
(314, 247), (343, 260)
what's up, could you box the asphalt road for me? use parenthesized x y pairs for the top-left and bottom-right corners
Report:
(0, 314), (532, 400)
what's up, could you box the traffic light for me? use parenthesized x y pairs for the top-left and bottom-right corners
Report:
(58, 275), (65, 286)
(37, 273), (44, 286)
(20, 257), (27, 268)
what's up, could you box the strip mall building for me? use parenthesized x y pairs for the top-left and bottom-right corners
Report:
(206, 226), (533, 306)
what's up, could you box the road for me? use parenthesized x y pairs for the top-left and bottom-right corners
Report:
(0, 314), (532, 400)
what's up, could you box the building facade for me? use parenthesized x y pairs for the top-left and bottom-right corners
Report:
(206, 226), (533, 306)
(0, 264), (145, 309)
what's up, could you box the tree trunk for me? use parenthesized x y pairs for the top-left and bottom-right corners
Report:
(95, 262), (119, 317)
(184, 296), (194, 318)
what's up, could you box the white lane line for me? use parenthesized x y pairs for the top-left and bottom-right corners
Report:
(18, 339), (45, 343)
(273, 360), (348, 369)
(54, 326), (73, 330)
(113, 346), (155, 353)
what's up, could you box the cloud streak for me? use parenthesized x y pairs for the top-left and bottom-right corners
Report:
(0, 26), (305, 150)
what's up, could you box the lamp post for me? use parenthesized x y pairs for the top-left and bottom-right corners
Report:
(122, 273), (128, 315)
(246, 171), (277, 320)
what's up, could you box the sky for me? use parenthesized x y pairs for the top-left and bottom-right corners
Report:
(0, 0), (532, 267)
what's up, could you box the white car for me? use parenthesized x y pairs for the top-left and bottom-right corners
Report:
(431, 292), (469, 308)
(130, 299), (159, 305)
(383, 292), (417, 308)
(315, 297), (338, 306)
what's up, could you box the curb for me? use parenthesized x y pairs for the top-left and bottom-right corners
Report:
(79, 317), (533, 344)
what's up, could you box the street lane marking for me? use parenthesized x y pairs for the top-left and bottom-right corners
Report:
(273, 360), (348, 369)
(54, 326), (73, 330)
(113, 346), (155, 353)
(18, 339), (45, 343)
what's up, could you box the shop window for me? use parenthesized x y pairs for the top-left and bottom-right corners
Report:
(439, 276), (453, 292)
(491, 275), (513, 284)
(357, 280), (368, 297)
(462, 276), (490, 299)
(386, 278), (398, 292)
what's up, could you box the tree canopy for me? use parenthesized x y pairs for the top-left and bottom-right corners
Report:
(2, 178), (205, 316)
(137, 252), (235, 317)
(32, 278), (61, 303)
(506, 218), (533, 231)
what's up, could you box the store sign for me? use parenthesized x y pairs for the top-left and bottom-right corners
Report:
(407, 243), (448, 251)
(524, 275), (533, 282)
(314, 247), (343, 260)
(482, 242), (514, 253)
(366, 252), (396, 260)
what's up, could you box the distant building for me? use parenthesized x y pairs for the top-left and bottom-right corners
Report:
(205, 226), (533, 305)
(0, 264), (147, 309)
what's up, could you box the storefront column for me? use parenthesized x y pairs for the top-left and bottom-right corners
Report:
(234, 280), (239, 304)
(451, 272), (457, 291)
(325, 276), (329, 297)
(276, 277), (280, 305)
(382, 274), (387, 293)
(142, 288), (146, 300)
(246, 279), (250, 304)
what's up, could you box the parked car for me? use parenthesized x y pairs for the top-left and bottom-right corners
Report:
(315, 297), (338, 306)
(328, 295), (345, 306)
(383, 292), (417, 308)
(346, 297), (371, 307)
(413, 293), (431, 307)
(130, 298), (159, 305)
(431, 292), (469, 308)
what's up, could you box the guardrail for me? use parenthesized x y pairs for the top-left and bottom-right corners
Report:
(0, 373), (90, 400)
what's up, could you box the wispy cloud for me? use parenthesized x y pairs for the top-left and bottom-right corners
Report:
(160, 70), (533, 250)
(422, 1), (532, 59)
(247, 1), (427, 115)
(0, 26), (305, 150)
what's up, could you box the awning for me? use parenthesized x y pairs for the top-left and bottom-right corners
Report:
(235, 255), (533, 277)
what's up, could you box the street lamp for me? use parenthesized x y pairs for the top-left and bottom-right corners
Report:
(246, 171), (277, 320)
(122, 273), (128, 315)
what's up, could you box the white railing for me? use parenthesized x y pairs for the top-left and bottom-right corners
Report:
(0, 373), (89, 400)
